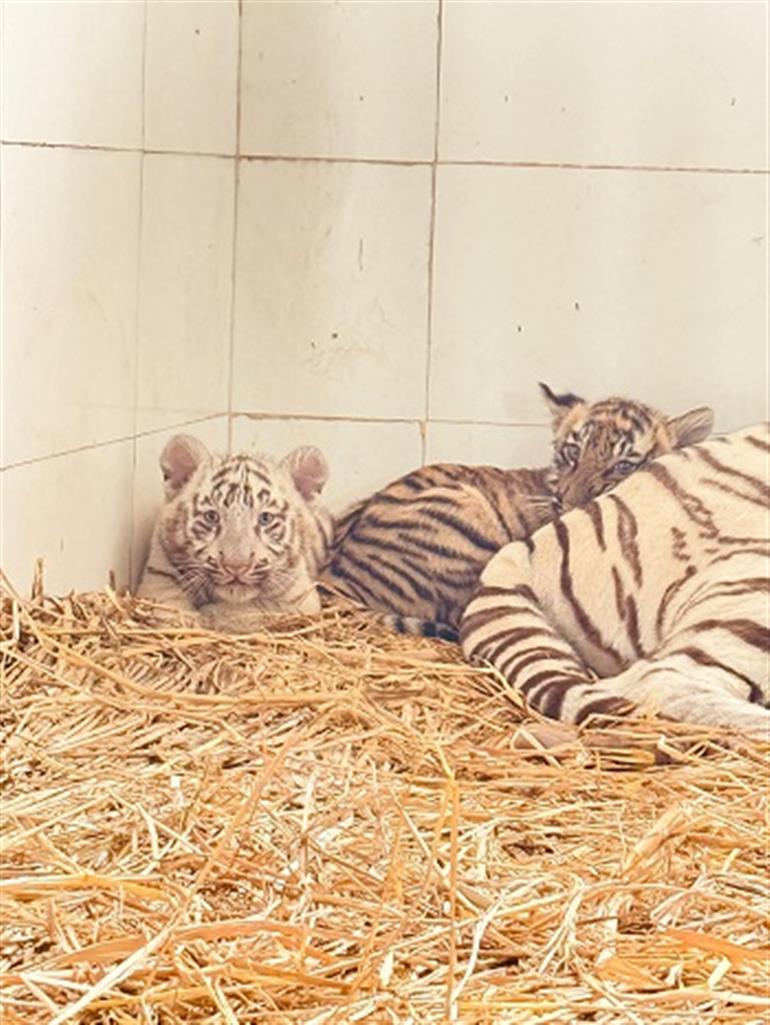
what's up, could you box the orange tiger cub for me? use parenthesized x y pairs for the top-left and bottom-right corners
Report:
(461, 422), (769, 738)
(138, 434), (333, 628)
(326, 385), (714, 639)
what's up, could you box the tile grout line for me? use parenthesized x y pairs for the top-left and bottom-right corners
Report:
(226, 0), (244, 454)
(422, 0), (444, 466)
(422, 0), (444, 465)
(0, 415), (229, 473)
(2, 138), (768, 176)
(0, 0), (5, 572)
(127, 0), (150, 589)
(766, 0), (769, 423)
(1, 413), (553, 474)
(233, 412), (551, 428)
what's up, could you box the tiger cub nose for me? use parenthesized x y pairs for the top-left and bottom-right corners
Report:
(223, 558), (251, 574)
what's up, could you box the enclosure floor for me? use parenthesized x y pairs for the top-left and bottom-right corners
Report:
(2, 583), (769, 1024)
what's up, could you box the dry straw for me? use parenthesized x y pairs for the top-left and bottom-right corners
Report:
(1, 570), (768, 1023)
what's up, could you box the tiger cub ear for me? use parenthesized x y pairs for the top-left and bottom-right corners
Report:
(666, 406), (714, 448)
(539, 382), (586, 426)
(159, 434), (211, 499)
(282, 445), (329, 500)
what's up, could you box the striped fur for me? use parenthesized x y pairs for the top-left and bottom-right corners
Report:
(138, 434), (333, 622)
(460, 423), (770, 738)
(326, 386), (714, 638)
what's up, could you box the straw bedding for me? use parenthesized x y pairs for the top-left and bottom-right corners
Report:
(2, 571), (768, 1024)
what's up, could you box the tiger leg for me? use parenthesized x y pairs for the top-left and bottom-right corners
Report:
(589, 567), (770, 738)
(463, 584), (770, 737)
(461, 544), (767, 734)
(556, 656), (770, 739)
(460, 573), (627, 722)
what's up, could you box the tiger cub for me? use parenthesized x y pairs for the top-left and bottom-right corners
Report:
(326, 384), (714, 639)
(461, 422), (770, 739)
(138, 434), (333, 627)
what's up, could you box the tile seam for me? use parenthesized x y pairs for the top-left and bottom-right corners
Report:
(128, 0), (149, 587)
(231, 412), (550, 428)
(2, 139), (768, 176)
(1, 414), (229, 473)
(1, 414), (552, 473)
(226, 0), (244, 453)
(422, 0), (444, 464)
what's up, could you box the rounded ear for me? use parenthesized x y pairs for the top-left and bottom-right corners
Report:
(539, 382), (585, 426)
(282, 445), (329, 501)
(159, 434), (210, 499)
(666, 406), (714, 448)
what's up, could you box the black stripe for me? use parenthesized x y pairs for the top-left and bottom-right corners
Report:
(689, 617), (769, 653)
(477, 486), (522, 541)
(693, 446), (770, 502)
(607, 494), (642, 587)
(745, 434), (770, 454)
(460, 605), (534, 636)
(525, 675), (588, 718)
(332, 550), (413, 604)
(669, 646), (764, 703)
(499, 644), (581, 680)
(421, 507), (499, 553)
(575, 696), (634, 724)
(473, 584), (539, 603)
(485, 627), (556, 665)
(554, 518), (624, 666)
(582, 501), (606, 551)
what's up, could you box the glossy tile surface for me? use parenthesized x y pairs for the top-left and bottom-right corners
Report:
(2, 146), (141, 466)
(440, 2), (768, 168)
(1, 441), (134, 595)
(1, 0), (144, 147)
(136, 154), (234, 433)
(425, 422), (552, 470)
(232, 160), (432, 419)
(241, 0), (438, 159)
(145, 0), (239, 154)
(430, 165), (768, 430)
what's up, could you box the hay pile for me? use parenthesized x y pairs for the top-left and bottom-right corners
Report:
(2, 574), (768, 1024)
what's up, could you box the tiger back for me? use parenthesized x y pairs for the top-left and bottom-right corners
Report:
(460, 423), (770, 738)
(138, 434), (333, 622)
(326, 385), (714, 638)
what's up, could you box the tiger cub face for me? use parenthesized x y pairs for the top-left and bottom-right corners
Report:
(540, 383), (714, 511)
(156, 434), (330, 607)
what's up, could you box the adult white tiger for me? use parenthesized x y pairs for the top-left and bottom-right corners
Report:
(138, 434), (333, 626)
(460, 423), (770, 738)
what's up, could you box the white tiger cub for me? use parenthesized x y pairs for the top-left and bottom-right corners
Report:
(138, 434), (333, 626)
(460, 423), (770, 739)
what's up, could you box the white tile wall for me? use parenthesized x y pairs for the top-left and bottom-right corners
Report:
(440, 2), (768, 168)
(429, 165), (768, 431)
(240, 0), (438, 160)
(425, 422), (552, 470)
(1, 145), (141, 467)
(136, 154), (235, 433)
(131, 417), (229, 588)
(2, 2), (767, 595)
(1, 0), (145, 148)
(144, 0), (239, 155)
(1, 441), (134, 597)
(232, 159), (432, 420)
(231, 416), (423, 514)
